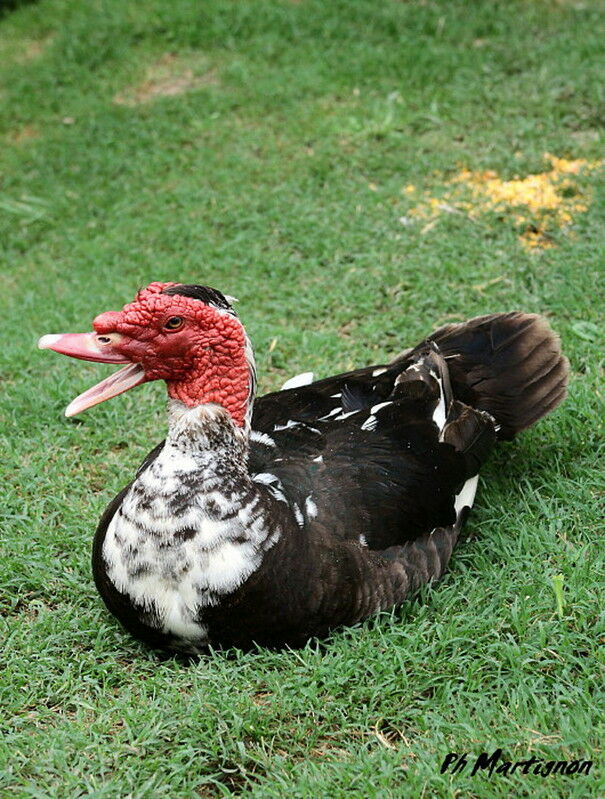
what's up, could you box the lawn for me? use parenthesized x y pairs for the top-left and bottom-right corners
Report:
(1, 0), (604, 796)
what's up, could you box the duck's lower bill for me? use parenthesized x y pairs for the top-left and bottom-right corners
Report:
(64, 363), (146, 416)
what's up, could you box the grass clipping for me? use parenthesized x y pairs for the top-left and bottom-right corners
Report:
(405, 154), (603, 250)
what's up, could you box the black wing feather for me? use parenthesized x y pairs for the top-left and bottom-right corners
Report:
(250, 353), (495, 551)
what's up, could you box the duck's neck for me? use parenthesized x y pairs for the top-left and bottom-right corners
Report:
(166, 402), (251, 479)
(165, 328), (257, 431)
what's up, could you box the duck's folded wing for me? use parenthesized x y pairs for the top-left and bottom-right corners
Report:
(249, 369), (496, 550)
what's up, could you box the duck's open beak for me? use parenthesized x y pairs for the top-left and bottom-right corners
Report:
(38, 332), (146, 417)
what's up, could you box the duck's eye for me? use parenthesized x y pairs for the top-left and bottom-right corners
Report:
(164, 316), (184, 331)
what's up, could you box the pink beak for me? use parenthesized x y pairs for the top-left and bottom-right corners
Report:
(38, 332), (146, 417)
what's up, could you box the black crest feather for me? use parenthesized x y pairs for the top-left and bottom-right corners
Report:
(162, 284), (234, 312)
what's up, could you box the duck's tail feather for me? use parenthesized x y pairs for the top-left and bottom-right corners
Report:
(396, 312), (569, 440)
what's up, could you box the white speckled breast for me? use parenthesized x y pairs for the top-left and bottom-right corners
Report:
(102, 406), (281, 648)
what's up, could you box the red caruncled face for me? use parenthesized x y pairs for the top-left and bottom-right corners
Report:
(39, 282), (253, 427)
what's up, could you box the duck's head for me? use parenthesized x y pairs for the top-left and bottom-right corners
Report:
(38, 282), (255, 427)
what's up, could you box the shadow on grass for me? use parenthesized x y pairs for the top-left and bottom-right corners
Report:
(0, 0), (39, 19)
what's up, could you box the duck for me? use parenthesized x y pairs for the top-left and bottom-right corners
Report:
(39, 282), (569, 654)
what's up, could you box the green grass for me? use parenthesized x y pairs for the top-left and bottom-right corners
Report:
(1, 0), (604, 796)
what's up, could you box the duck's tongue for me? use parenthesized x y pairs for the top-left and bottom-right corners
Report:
(38, 332), (146, 416)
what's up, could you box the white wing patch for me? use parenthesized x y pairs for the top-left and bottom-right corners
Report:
(252, 472), (288, 503)
(333, 409), (360, 421)
(281, 371), (314, 390)
(305, 495), (318, 519)
(250, 430), (276, 448)
(319, 408), (341, 421)
(432, 373), (447, 435)
(454, 475), (479, 516)
(273, 419), (300, 432)
(292, 503), (304, 528)
(370, 401), (391, 415)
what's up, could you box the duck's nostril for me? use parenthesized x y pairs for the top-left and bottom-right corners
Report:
(96, 333), (123, 347)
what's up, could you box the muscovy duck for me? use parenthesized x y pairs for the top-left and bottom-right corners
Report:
(39, 282), (569, 653)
